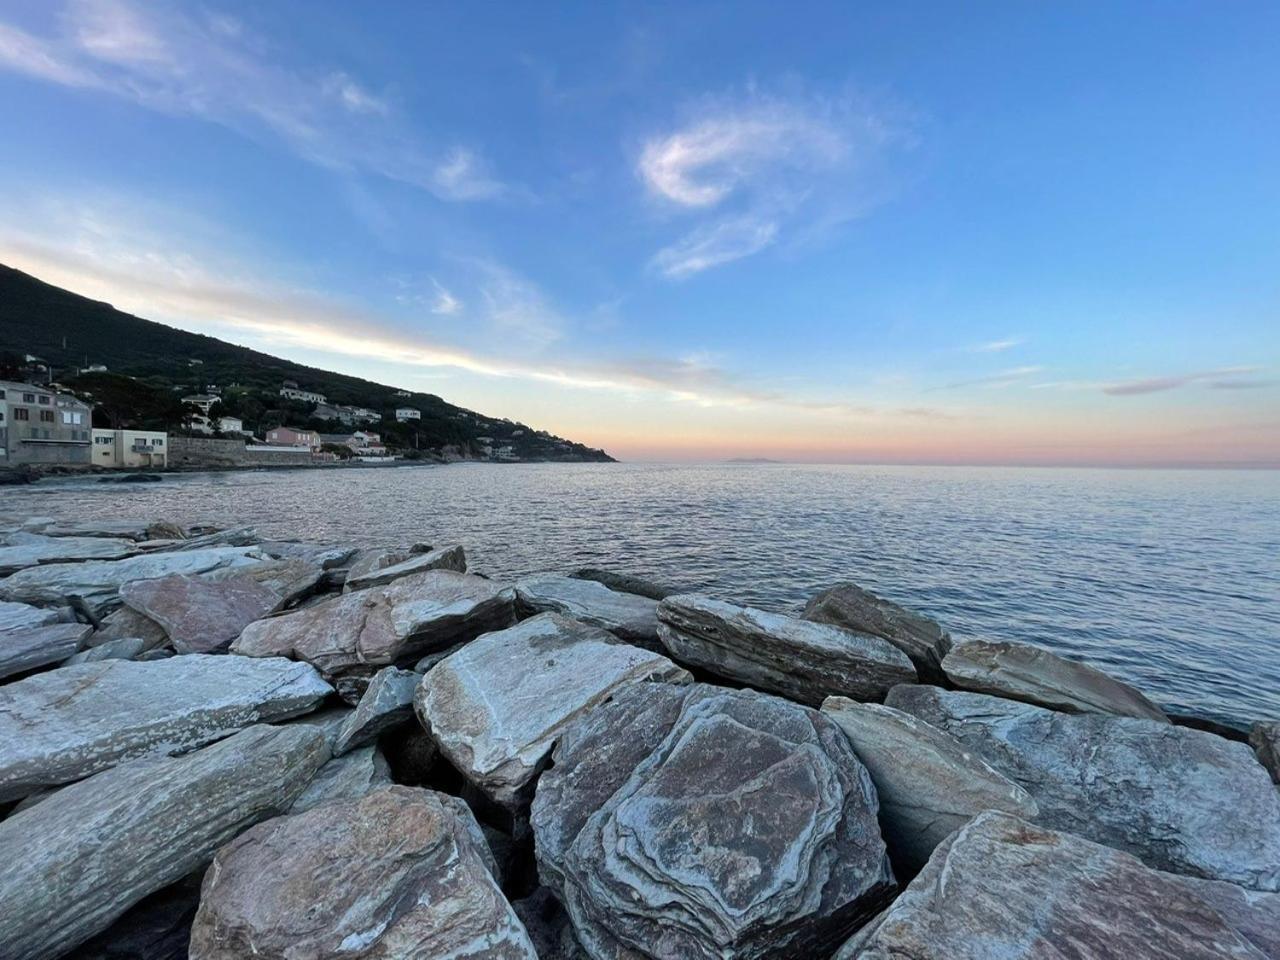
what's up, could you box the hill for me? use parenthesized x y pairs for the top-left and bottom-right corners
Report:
(0, 264), (614, 462)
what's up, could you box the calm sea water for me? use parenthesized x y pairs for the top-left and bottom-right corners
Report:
(6, 462), (1278, 726)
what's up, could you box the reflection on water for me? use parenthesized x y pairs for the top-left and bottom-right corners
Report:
(6, 462), (1278, 724)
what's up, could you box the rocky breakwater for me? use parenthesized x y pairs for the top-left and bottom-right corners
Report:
(0, 516), (1276, 960)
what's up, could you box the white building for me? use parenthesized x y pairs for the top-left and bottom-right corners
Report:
(279, 386), (327, 404)
(395, 407), (421, 422)
(91, 429), (167, 468)
(189, 414), (246, 436)
(181, 394), (219, 415)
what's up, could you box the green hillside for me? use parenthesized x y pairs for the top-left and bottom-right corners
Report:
(0, 264), (613, 462)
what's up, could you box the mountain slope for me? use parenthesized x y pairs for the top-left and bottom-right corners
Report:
(0, 264), (613, 462)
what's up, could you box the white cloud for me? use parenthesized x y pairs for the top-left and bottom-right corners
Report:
(651, 216), (778, 279)
(429, 278), (462, 316)
(322, 72), (388, 116)
(939, 365), (1044, 390)
(430, 148), (506, 201)
(967, 337), (1023, 353)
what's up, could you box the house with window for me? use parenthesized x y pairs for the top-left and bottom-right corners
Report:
(265, 426), (321, 449)
(395, 407), (421, 422)
(279, 384), (327, 404)
(92, 429), (167, 468)
(0, 381), (93, 465)
(181, 393), (220, 415)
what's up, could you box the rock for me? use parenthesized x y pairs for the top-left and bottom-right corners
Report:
(887, 684), (1280, 890)
(258, 540), (358, 570)
(512, 888), (589, 960)
(515, 574), (662, 649)
(419, 613), (690, 821)
(64, 634), (147, 664)
(284, 705), (355, 750)
(569, 567), (679, 600)
(203, 557), (323, 609)
(0, 654), (332, 802)
(158, 526), (259, 551)
(1166, 874), (1280, 958)
(28, 518), (179, 541)
(0, 724), (328, 960)
(334, 666), (419, 755)
(802, 581), (952, 683)
(188, 786), (538, 960)
(532, 682), (895, 959)
(942, 639), (1169, 722)
(90, 604), (169, 649)
(820, 697), (1039, 873)
(343, 544), (467, 592)
(837, 811), (1269, 960)
(288, 743), (393, 814)
(0, 622), (92, 680)
(71, 874), (203, 960)
(1250, 721), (1280, 784)
(121, 574), (280, 654)
(381, 725), (440, 786)
(232, 569), (517, 681)
(344, 546), (412, 583)
(0, 531), (137, 574)
(657, 593), (916, 706)
(414, 642), (465, 672)
(0, 546), (266, 613)
(0, 599), (59, 633)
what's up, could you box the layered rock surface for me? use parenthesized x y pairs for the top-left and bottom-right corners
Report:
(0, 621), (91, 680)
(343, 544), (466, 591)
(942, 639), (1169, 721)
(188, 786), (537, 960)
(516, 574), (661, 648)
(0, 654), (331, 801)
(0, 531), (137, 574)
(121, 573), (280, 654)
(0, 599), (59, 632)
(334, 665), (419, 754)
(0, 724), (329, 960)
(1251, 720), (1280, 784)
(532, 682), (895, 959)
(657, 593), (916, 705)
(887, 684), (1280, 890)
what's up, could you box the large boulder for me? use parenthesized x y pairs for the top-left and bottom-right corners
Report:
(942, 639), (1169, 722)
(418, 613), (690, 820)
(202, 556), (323, 608)
(258, 540), (358, 570)
(0, 724), (329, 960)
(887, 684), (1280, 890)
(0, 654), (332, 802)
(120, 574), (280, 654)
(0, 546), (265, 613)
(288, 743), (393, 814)
(0, 531), (137, 574)
(1167, 874), (1280, 958)
(90, 603), (169, 648)
(26, 518), (182, 541)
(188, 786), (537, 959)
(802, 581), (951, 683)
(334, 665), (419, 755)
(515, 574), (662, 649)
(0, 599), (59, 632)
(821, 697), (1038, 872)
(0, 621), (92, 680)
(837, 812), (1269, 960)
(343, 544), (466, 592)
(532, 683), (895, 959)
(569, 567), (680, 600)
(1250, 720), (1280, 784)
(657, 593), (916, 706)
(232, 569), (516, 680)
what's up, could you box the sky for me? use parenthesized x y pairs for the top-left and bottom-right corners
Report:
(0, 1), (1277, 466)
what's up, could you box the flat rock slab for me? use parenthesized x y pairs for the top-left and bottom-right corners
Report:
(657, 593), (916, 705)
(1168, 874), (1280, 958)
(887, 684), (1280, 891)
(838, 812), (1269, 960)
(1251, 720), (1280, 784)
(0, 599), (59, 632)
(90, 604), (169, 648)
(515, 574), (662, 648)
(189, 786), (537, 960)
(203, 557), (323, 608)
(233, 569), (517, 680)
(942, 639), (1169, 722)
(28, 518), (183, 541)
(803, 581), (952, 683)
(0, 546), (265, 613)
(289, 743), (392, 814)
(419, 613), (690, 818)
(821, 697), (1038, 872)
(532, 682), (895, 959)
(334, 666), (419, 755)
(0, 532), (138, 574)
(569, 567), (679, 600)
(0, 654), (332, 802)
(344, 544), (466, 592)
(0, 622), (92, 680)
(0, 724), (329, 960)
(64, 634), (147, 665)
(121, 574), (280, 654)
(259, 540), (359, 569)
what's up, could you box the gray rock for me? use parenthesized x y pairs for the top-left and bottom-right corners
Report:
(569, 567), (679, 600)
(90, 604), (169, 649)
(258, 540), (358, 570)
(516, 574), (662, 649)
(121, 573), (280, 654)
(802, 581), (952, 683)
(1250, 720), (1280, 784)
(1166, 874), (1280, 958)
(657, 593), (916, 706)
(203, 557), (323, 609)
(188, 785), (537, 959)
(887, 684), (1280, 890)
(0, 723), (329, 960)
(0, 599), (59, 633)
(837, 811), (1268, 960)
(0, 622), (92, 680)
(344, 546), (411, 583)
(232, 569), (517, 680)
(334, 666), (419, 755)
(28, 518), (182, 541)
(284, 706), (355, 750)
(0, 654), (332, 802)
(419, 613), (690, 820)
(288, 743), (392, 814)
(64, 634), (147, 664)
(0, 546), (266, 613)
(414, 642), (465, 672)
(942, 639), (1169, 722)
(820, 697), (1039, 873)
(158, 526), (259, 551)
(343, 544), (467, 592)
(0, 531), (137, 574)
(532, 682), (895, 959)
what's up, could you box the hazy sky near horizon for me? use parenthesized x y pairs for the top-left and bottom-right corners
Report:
(0, 1), (1277, 465)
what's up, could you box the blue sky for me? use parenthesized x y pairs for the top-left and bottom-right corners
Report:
(0, 1), (1276, 464)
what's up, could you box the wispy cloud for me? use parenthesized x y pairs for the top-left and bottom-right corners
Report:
(429, 278), (461, 316)
(938, 365), (1044, 390)
(966, 337), (1024, 353)
(0, 0), (504, 201)
(1103, 367), (1264, 396)
(638, 85), (909, 278)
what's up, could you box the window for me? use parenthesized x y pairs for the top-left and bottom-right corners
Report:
(39, 410), (54, 422)
(13, 408), (28, 421)
(61, 411), (83, 425)
(37, 395), (50, 405)
(22, 393), (35, 403)
(0, 389), (5, 399)
(154, 438), (164, 446)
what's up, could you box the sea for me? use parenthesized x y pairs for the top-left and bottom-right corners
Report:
(5, 462), (1278, 727)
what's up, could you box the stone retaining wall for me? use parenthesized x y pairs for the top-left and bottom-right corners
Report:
(167, 436), (312, 468)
